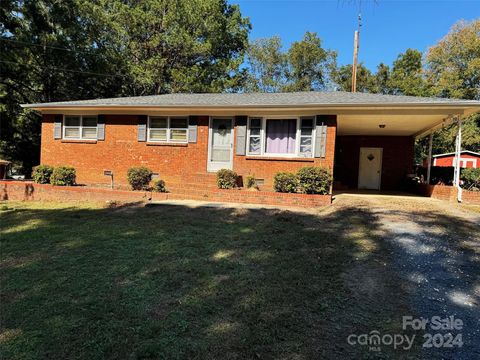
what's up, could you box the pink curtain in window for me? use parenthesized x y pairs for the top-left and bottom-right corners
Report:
(266, 119), (296, 154)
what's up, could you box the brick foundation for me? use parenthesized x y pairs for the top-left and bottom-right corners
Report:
(417, 184), (480, 205)
(0, 181), (331, 208)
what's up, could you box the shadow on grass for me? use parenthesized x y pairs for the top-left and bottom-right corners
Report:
(0, 200), (478, 359)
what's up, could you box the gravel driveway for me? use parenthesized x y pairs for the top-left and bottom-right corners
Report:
(333, 193), (480, 359)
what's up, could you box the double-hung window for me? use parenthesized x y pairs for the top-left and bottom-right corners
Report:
(299, 117), (314, 157)
(148, 116), (188, 142)
(63, 115), (98, 140)
(247, 117), (315, 157)
(248, 118), (262, 154)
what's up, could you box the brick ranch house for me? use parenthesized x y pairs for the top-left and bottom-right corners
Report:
(23, 92), (480, 193)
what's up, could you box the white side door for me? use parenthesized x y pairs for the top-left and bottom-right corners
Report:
(207, 118), (233, 172)
(358, 147), (383, 190)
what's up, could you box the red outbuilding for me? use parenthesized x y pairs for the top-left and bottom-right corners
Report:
(432, 150), (479, 168)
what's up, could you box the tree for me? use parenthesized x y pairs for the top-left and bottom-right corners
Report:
(331, 63), (376, 93)
(283, 32), (336, 91)
(0, 0), (251, 174)
(100, 0), (250, 95)
(244, 36), (287, 92)
(426, 19), (480, 100)
(374, 63), (392, 94)
(1, 0), (126, 173)
(420, 20), (480, 159)
(389, 49), (428, 96)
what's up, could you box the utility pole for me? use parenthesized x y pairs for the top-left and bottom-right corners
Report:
(351, 13), (362, 92)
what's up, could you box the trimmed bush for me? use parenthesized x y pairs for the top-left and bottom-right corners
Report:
(245, 175), (258, 190)
(273, 172), (298, 193)
(216, 169), (238, 189)
(461, 168), (480, 191)
(127, 167), (153, 190)
(151, 179), (167, 193)
(297, 166), (332, 194)
(32, 165), (53, 184)
(50, 166), (76, 186)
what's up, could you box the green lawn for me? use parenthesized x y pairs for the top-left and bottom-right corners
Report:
(1, 201), (414, 359)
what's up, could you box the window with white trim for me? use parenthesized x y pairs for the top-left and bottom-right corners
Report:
(148, 116), (188, 142)
(299, 117), (314, 157)
(248, 118), (262, 154)
(247, 117), (315, 157)
(63, 115), (98, 140)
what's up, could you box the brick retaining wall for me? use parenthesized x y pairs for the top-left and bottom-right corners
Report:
(0, 181), (331, 208)
(417, 184), (480, 205)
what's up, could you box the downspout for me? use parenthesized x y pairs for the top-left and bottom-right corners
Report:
(453, 117), (462, 202)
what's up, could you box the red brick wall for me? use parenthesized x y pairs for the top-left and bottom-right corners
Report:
(417, 183), (480, 205)
(233, 115), (337, 187)
(41, 114), (210, 187)
(462, 189), (480, 205)
(417, 183), (457, 201)
(334, 135), (414, 190)
(40, 114), (337, 190)
(0, 181), (331, 208)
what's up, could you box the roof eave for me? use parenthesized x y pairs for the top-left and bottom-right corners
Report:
(21, 102), (480, 110)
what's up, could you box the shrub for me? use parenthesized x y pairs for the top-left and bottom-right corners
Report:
(151, 179), (167, 193)
(127, 167), (153, 190)
(245, 175), (258, 190)
(273, 172), (298, 193)
(461, 168), (480, 191)
(50, 166), (76, 186)
(216, 169), (238, 189)
(297, 166), (332, 194)
(32, 165), (53, 184)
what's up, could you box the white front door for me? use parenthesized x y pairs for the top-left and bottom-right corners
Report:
(207, 118), (233, 172)
(358, 147), (383, 190)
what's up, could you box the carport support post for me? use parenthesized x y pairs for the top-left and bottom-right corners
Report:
(453, 117), (462, 202)
(426, 133), (433, 184)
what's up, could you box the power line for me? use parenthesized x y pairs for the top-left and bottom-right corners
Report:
(0, 37), (99, 56)
(0, 59), (128, 78)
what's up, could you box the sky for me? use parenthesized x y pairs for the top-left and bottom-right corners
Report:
(232, 0), (479, 71)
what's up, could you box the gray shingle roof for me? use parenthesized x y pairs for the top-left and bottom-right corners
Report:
(22, 91), (480, 108)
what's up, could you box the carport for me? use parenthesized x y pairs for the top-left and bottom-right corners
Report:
(333, 97), (480, 196)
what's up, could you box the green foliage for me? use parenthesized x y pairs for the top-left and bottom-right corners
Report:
(245, 32), (336, 92)
(389, 49), (428, 96)
(216, 169), (238, 189)
(245, 175), (258, 189)
(374, 63), (392, 94)
(332, 63), (376, 93)
(245, 36), (286, 92)
(297, 167), (332, 195)
(50, 166), (76, 186)
(273, 172), (298, 193)
(284, 32), (336, 91)
(127, 167), (153, 191)
(461, 168), (480, 191)
(31, 165), (53, 184)
(426, 19), (480, 100)
(1, 0), (250, 173)
(105, 0), (250, 94)
(151, 179), (167, 193)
